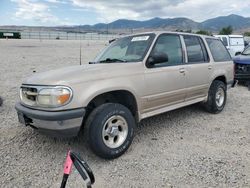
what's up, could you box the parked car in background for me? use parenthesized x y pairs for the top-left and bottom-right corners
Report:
(15, 32), (235, 159)
(214, 35), (245, 57)
(244, 36), (250, 47)
(234, 45), (250, 84)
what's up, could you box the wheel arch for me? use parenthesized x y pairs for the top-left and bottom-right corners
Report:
(210, 75), (227, 88)
(84, 89), (140, 122)
(214, 75), (227, 84)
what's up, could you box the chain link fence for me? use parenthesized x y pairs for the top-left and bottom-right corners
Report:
(0, 30), (120, 41)
(20, 31), (119, 41)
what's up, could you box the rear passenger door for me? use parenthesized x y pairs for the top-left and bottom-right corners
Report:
(182, 35), (211, 101)
(143, 34), (187, 113)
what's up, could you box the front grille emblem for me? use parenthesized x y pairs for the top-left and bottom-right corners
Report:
(238, 65), (247, 72)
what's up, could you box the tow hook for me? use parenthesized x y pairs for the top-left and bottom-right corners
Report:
(232, 80), (238, 88)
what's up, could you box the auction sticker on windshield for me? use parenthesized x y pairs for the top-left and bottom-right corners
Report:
(131, 36), (150, 41)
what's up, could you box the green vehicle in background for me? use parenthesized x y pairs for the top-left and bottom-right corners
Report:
(0, 32), (21, 39)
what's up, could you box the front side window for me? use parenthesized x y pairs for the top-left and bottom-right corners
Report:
(94, 34), (155, 63)
(206, 38), (232, 62)
(184, 35), (208, 63)
(148, 34), (183, 68)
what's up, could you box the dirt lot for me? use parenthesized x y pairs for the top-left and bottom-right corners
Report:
(0, 39), (250, 188)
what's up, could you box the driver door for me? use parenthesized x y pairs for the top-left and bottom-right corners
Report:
(143, 34), (187, 114)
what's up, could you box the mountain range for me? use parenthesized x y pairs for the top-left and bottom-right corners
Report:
(77, 14), (250, 32)
(1, 14), (250, 33)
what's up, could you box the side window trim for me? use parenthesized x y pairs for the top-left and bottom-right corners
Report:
(180, 35), (188, 63)
(146, 33), (184, 69)
(199, 37), (210, 63)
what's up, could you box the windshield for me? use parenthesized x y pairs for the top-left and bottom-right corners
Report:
(242, 46), (250, 55)
(94, 34), (155, 63)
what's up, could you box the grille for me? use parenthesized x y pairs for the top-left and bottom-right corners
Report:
(235, 64), (250, 74)
(20, 86), (38, 106)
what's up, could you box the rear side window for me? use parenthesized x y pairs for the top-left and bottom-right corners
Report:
(206, 38), (232, 62)
(183, 35), (208, 63)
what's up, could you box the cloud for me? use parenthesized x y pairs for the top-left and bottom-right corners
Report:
(45, 0), (60, 3)
(11, 0), (62, 25)
(9, 0), (250, 26)
(45, 0), (68, 4)
(70, 0), (250, 22)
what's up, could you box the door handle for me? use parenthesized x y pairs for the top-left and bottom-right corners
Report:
(208, 65), (212, 70)
(179, 68), (186, 73)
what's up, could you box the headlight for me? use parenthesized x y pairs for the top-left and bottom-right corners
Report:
(37, 87), (72, 107)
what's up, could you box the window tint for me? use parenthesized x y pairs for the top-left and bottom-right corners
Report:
(184, 35), (208, 63)
(222, 37), (228, 46)
(149, 34), (183, 67)
(206, 38), (232, 62)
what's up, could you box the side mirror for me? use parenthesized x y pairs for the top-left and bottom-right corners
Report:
(235, 52), (241, 56)
(147, 52), (168, 67)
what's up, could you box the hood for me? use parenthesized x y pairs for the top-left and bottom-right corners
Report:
(23, 63), (142, 86)
(233, 55), (250, 65)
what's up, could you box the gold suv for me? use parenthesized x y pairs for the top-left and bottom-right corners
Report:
(16, 32), (235, 159)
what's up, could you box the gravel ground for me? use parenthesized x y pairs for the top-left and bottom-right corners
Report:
(0, 39), (250, 188)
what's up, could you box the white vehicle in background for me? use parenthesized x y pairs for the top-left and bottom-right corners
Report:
(214, 35), (244, 57)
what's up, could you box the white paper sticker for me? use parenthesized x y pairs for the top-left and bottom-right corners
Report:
(3, 33), (14, 37)
(131, 36), (149, 42)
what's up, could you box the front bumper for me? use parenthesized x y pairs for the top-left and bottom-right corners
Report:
(235, 73), (250, 82)
(15, 102), (86, 138)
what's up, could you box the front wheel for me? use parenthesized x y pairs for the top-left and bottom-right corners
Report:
(204, 80), (227, 114)
(85, 103), (135, 159)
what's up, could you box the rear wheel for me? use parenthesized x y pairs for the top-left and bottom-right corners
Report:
(85, 103), (135, 159)
(204, 80), (227, 114)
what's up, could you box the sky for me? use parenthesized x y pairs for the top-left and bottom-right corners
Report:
(0, 0), (250, 26)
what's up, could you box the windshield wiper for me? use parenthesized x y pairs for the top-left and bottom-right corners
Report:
(99, 58), (127, 63)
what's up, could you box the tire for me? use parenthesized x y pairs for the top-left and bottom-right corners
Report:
(85, 103), (135, 159)
(204, 80), (227, 114)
